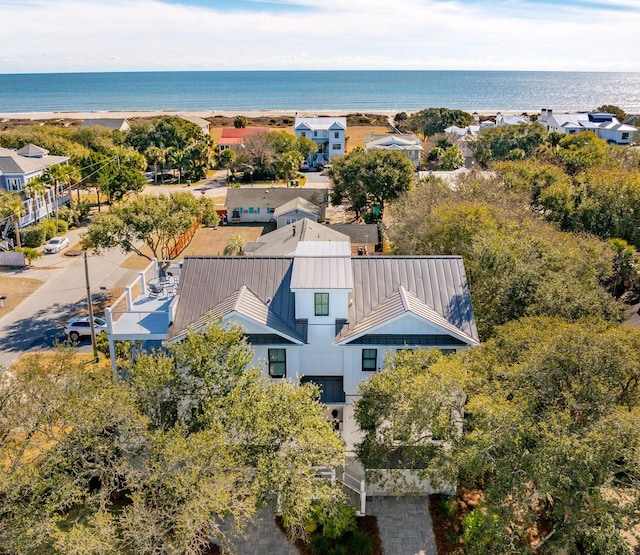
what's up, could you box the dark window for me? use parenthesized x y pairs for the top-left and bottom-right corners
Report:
(300, 376), (345, 404)
(362, 349), (377, 371)
(268, 348), (286, 378)
(314, 293), (329, 316)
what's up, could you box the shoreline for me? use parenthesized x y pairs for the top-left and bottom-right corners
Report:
(0, 109), (537, 121)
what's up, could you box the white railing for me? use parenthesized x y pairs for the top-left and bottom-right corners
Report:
(313, 466), (366, 515)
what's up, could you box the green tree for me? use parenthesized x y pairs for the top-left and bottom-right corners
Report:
(439, 145), (464, 170)
(23, 175), (47, 223)
(97, 164), (146, 204)
(399, 108), (473, 139)
(83, 192), (216, 260)
(218, 147), (235, 182)
(275, 150), (304, 183)
(596, 104), (626, 122)
(168, 148), (188, 184)
(234, 115), (248, 129)
(144, 145), (165, 184)
(356, 318), (640, 553)
(329, 149), (415, 219)
(0, 322), (346, 553)
(470, 122), (547, 167)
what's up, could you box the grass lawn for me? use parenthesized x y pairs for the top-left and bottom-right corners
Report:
(120, 224), (272, 269)
(346, 126), (391, 152)
(0, 275), (44, 314)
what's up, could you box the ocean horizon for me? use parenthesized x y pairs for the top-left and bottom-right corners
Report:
(1, 70), (639, 114)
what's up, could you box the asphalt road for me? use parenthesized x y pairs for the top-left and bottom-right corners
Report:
(0, 225), (142, 369)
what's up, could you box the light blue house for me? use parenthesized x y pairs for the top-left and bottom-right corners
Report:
(294, 116), (347, 167)
(0, 144), (70, 235)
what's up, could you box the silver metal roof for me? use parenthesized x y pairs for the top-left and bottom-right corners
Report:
(291, 254), (354, 290)
(272, 197), (321, 218)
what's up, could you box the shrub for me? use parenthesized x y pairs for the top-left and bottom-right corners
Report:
(76, 199), (92, 221)
(435, 496), (456, 518)
(346, 529), (374, 555)
(16, 247), (43, 265)
(56, 220), (68, 234)
(58, 206), (74, 225)
(20, 225), (46, 248)
(41, 220), (57, 240)
(310, 534), (333, 555)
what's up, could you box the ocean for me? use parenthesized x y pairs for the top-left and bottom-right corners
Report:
(0, 71), (639, 114)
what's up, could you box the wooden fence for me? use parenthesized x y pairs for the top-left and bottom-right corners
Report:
(168, 220), (199, 259)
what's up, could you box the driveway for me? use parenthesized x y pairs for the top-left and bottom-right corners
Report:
(0, 225), (141, 369)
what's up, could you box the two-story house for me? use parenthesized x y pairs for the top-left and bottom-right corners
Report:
(105, 241), (479, 455)
(364, 134), (424, 168)
(0, 144), (70, 234)
(294, 116), (347, 167)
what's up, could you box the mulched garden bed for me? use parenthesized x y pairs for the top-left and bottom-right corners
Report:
(429, 488), (482, 554)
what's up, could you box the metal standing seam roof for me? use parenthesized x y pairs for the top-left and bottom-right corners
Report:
(225, 188), (328, 211)
(168, 255), (478, 347)
(345, 257), (479, 344)
(168, 257), (305, 343)
(325, 224), (379, 245)
(291, 255), (354, 290)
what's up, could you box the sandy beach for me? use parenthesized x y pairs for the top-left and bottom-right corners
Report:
(0, 109), (529, 121)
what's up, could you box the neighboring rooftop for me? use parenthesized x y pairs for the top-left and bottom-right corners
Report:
(0, 145), (69, 175)
(226, 187), (328, 210)
(294, 116), (347, 131)
(272, 197), (321, 219)
(80, 118), (130, 131)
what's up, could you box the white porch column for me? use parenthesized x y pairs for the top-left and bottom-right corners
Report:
(105, 307), (113, 333)
(139, 272), (147, 296)
(125, 286), (133, 310)
(152, 258), (158, 279)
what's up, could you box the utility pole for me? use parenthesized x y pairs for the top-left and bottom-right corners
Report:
(84, 251), (99, 362)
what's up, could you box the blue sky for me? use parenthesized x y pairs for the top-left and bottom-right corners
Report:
(0, 0), (639, 73)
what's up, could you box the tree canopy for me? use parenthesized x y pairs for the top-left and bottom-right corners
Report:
(356, 318), (640, 553)
(83, 192), (218, 261)
(328, 149), (415, 219)
(0, 322), (346, 553)
(398, 108), (473, 139)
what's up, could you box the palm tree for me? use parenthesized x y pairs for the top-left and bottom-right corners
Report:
(44, 164), (68, 229)
(145, 146), (165, 184)
(23, 176), (47, 224)
(223, 233), (246, 256)
(169, 149), (188, 184)
(0, 192), (26, 249)
(219, 148), (235, 183)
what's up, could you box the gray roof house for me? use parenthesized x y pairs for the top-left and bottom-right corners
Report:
(105, 235), (479, 457)
(364, 134), (424, 167)
(80, 118), (131, 132)
(539, 109), (637, 145)
(226, 187), (328, 224)
(0, 144), (70, 234)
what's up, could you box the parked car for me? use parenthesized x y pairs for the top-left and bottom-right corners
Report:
(64, 316), (107, 342)
(44, 236), (70, 254)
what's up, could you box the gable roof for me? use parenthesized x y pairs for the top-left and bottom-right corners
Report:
(246, 218), (349, 256)
(339, 256), (479, 344)
(226, 187), (328, 210)
(178, 114), (210, 130)
(168, 256), (306, 343)
(219, 127), (271, 145)
(80, 118), (130, 131)
(272, 197), (320, 218)
(167, 255), (478, 348)
(294, 116), (347, 131)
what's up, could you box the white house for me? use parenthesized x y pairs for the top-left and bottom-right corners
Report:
(0, 144), (70, 236)
(294, 116), (347, 167)
(539, 109), (637, 145)
(364, 134), (423, 168)
(178, 114), (210, 135)
(495, 113), (530, 127)
(105, 245), (479, 456)
(225, 187), (328, 224)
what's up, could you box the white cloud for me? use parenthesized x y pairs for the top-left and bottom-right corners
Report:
(0, 0), (638, 72)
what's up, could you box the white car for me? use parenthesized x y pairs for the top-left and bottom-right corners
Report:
(64, 316), (107, 342)
(44, 236), (70, 254)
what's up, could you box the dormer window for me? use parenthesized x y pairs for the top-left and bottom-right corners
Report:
(314, 293), (329, 316)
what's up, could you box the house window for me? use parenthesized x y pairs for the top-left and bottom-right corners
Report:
(256, 207), (261, 214)
(314, 131), (318, 137)
(268, 207), (275, 214)
(7, 178), (21, 191)
(268, 349), (286, 378)
(248, 207), (254, 214)
(301, 131), (306, 137)
(239, 208), (244, 214)
(314, 293), (329, 316)
(362, 349), (377, 371)
(622, 132), (630, 140)
(334, 131), (340, 139)
(332, 143), (342, 150)
(323, 131), (328, 137)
